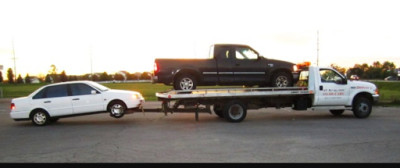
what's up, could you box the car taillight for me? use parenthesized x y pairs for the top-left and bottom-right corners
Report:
(10, 103), (15, 110)
(154, 62), (159, 74)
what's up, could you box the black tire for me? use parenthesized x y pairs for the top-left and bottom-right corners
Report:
(223, 101), (247, 122)
(330, 110), (345, 116)
(108, 101), (126, 118)
(271, 71), (293, 87)
(353, 97), (372, 118)
(31, 110), (50, 126)
(213, 104), (224, 118)
(174, 74), (197, 90)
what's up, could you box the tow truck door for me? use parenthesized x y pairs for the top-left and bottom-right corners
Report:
(314, 68), (350, 105)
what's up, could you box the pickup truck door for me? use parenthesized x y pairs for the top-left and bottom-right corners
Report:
(233, 47), (265, 83)
(214, 46), (235, 83)
(314, 68), (350, 106)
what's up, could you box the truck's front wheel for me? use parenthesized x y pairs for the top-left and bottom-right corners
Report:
(353, 97), (372, 118)
(174, 74), (197, 90)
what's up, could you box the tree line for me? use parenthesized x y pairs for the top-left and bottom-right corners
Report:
(0, 61), (398, 84)
(0, 68), (152, 84)
(331, 61), (398, 79)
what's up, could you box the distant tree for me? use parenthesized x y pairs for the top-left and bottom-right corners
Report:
(49, 64), (57, 75)
(25, 74), (31, 84)
(60, 70), (68, 82)
(68, 75), (78, 81)
(100, 72), (110, 81)
(0, 71), (3, 83)
(114, 73), (124, 81)
(45, 74), (52, 83)
(140, 72), (151, 80)
(92, 74), (99, 81)
(16, 74), (24, 84)
(330, 64), (346, 76)
(7, 68), (14, 84)
(381, 61), (396, 78)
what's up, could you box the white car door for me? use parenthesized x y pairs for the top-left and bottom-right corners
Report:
(315, 69), (350, 106)
(32, 84), (73, 117)
(70, 83), (104, 114)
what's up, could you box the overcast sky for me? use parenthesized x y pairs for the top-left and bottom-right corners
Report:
(1, 0), (399, 77)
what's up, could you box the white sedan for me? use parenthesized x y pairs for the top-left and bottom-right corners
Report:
(10, 81), (145, 126)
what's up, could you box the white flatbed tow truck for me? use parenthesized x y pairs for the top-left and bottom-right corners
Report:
(134, 66), (379, 122)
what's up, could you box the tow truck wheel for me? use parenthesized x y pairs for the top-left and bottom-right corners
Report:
(174, 74), (197, 90)
(330, 110), (345, 116)
(271, 72), (293, 87)
(213, 104), (224, 118)
(108, 101), (126, 118)
(353, 97), (372, 118)
(223, 101), (247, 122)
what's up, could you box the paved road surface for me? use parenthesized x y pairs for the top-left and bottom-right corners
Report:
(0, 99), (399, 163)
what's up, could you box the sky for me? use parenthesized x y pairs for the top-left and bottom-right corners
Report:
(1, 0), (400, 78)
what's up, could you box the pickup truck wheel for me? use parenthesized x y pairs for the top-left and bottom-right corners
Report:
(213, 104), (224, 118)
(31, 110), (50, 126)
(108, 101), (126, 118)
(353, 97), (372, 118)
(223, 101), (247, 122)
(271, 72), (293, 87)
(330, 110), (345, 116)
(174, 74), (197, 90)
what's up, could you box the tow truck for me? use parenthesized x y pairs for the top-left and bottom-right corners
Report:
(135, 65), (379, 122)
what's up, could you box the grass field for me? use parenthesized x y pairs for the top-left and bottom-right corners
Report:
(1, 81), (399, 105)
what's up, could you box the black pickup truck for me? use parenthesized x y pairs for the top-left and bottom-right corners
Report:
(153, 44), (300, 90)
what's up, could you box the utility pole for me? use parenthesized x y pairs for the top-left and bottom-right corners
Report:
(12, 38), (17, 82)
(317, 30), (320, 66)
(89, 44), (93, 80)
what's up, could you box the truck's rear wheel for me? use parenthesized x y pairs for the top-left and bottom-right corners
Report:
(174, 74), (197, 90)
(353, 97), (372, 118)
(271, 71), (293, 87)
(330, 110), (345, 116)
(223, 101), (247, 122)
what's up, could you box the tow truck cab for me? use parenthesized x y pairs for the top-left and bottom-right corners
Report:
(300, 66), (379, 113)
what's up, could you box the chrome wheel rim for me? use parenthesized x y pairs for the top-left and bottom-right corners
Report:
(111, 104), (124, 116)
(228, 104), (244, 120)
(180, 78), (194, 90)
(34, 112), (47, 125)
(276, 76), (288, 87)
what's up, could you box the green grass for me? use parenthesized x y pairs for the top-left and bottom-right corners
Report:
(1, 81), (399, 105)
(371, 81), (400, 106)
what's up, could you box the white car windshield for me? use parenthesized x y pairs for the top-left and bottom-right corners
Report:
(89, 82), (110, 92)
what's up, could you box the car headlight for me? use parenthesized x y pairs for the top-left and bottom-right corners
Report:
(132, 93), (143, 99)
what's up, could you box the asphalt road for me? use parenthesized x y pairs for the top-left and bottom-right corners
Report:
(0, 99), (399, 163)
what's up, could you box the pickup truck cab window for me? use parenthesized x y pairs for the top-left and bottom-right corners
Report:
(235, 47), (258, 60)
